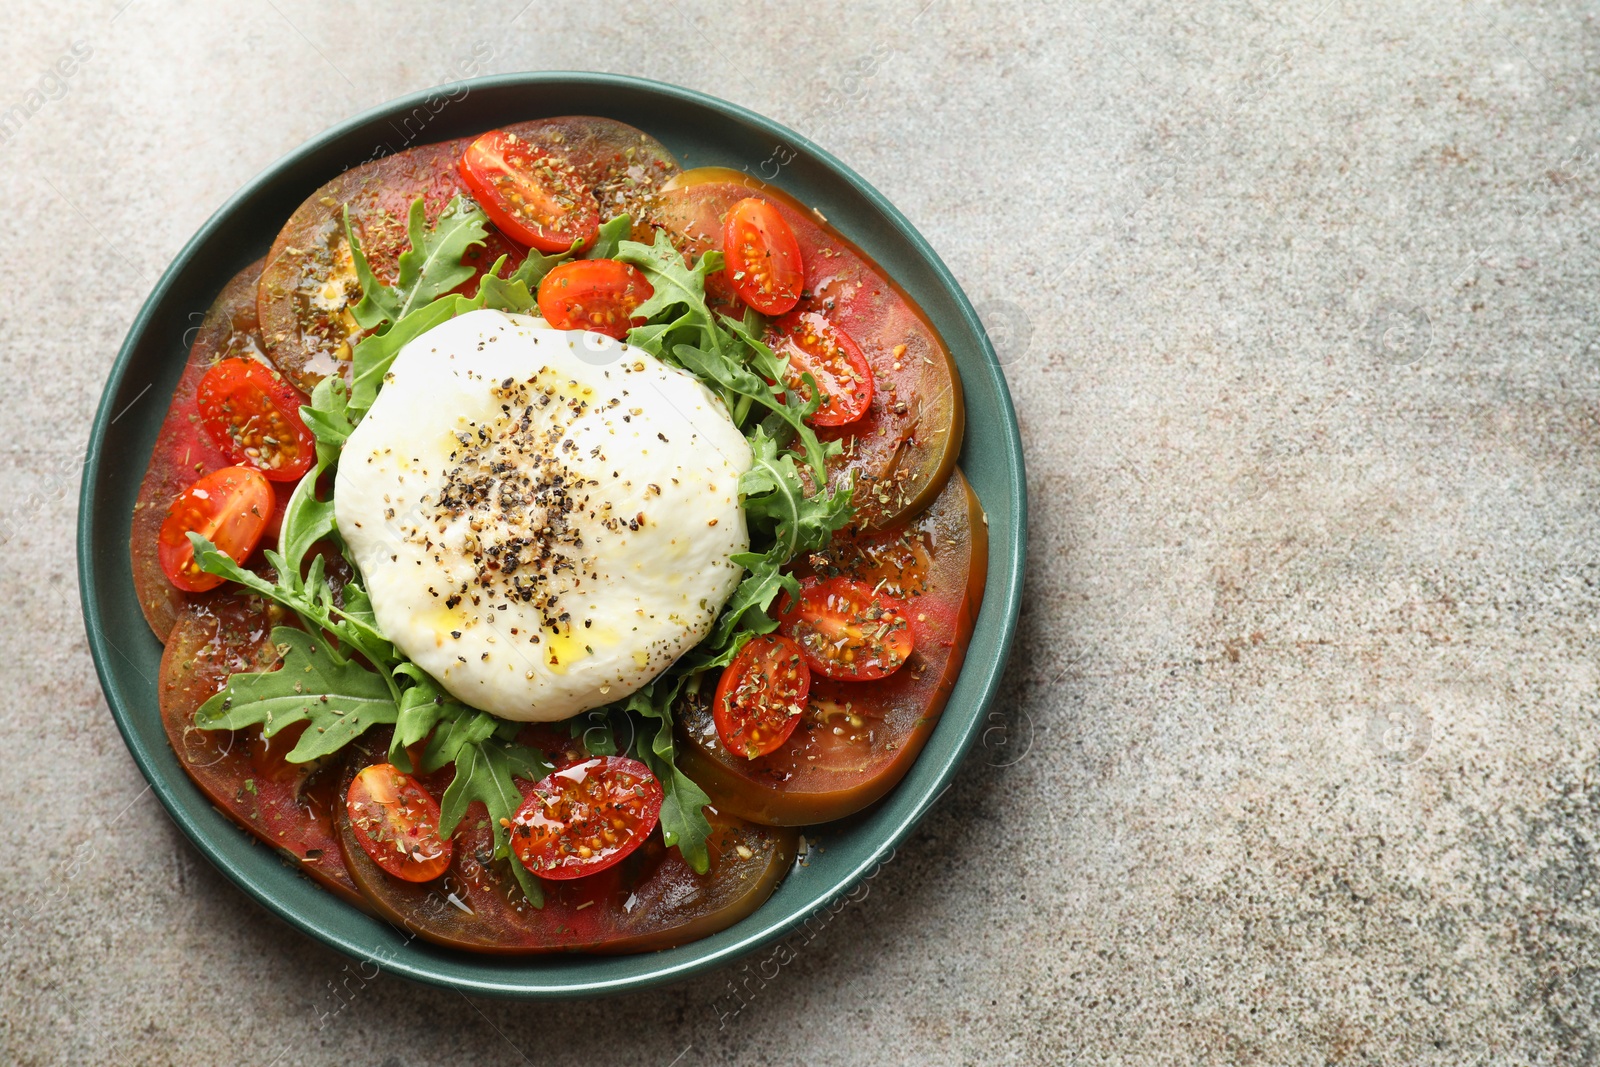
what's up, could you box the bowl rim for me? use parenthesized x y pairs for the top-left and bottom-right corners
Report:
(77, 70), (1027, 998)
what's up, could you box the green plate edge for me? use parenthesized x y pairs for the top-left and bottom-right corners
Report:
(77, 72), (1026, 999)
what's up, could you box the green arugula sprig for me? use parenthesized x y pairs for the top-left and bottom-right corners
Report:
(613, 232), (855, 657)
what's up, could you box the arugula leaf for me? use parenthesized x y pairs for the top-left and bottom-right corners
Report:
(615, 677), (712, 872)
(707, 430), (854, 648)
(502, 742), (552, 781)
(616, 232), (839, 482)
(194, 627), (396, 761)
(583, 214), (633, 261)
(440, 737), (553, 906)
(672, 338), (833, 482)
(188, 535), (399, 684)
(570, 709), (619, 757)
(278, 470), (336, 582)
(388, 661), (465, 770)
(275, 375), (355, 581)
(300, 376), (354, 469)
(509, 238), (581, 289)
(420, 707), (499, 772)
(475, 268), (536, 313)
(473, 228), (593, 317)
(616, 231), (724, 339)
(346, 196), (488, 329)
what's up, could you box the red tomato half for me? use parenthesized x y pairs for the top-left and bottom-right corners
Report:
(765, 309), (875, 426)
(778, 577), (915, 681)
(714, 634), (811, 759)
(346, 763), (452, 883)
(157, 466), (273, 593)
(459, 129), (600, 253)
(511, 756), (663, 880)
(537, 259), (654, 340)
(195, 357), (315, 482)
(723, 197), (802, 315)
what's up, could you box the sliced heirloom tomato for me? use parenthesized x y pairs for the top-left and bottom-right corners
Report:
(336, 732), (798, 954)
(655, 168), (963, 529)
(778, 577), (914, 681)
(766, 309), (874, 426)
(346, 764), (452, 883)
(158, 597), (367, 907)
(714, 634), (811, 759)
(510, 756), (662, 879)
(196, 357), (315, 482)
(679, 469), (988, 826)
(460, 129), (600, 253)
(130, 261), (289, 638)
(259, 117), (681, 392)
(536, 258), (653, 340)
(157, 466), (273, 593)
(723, 197), (803, 314)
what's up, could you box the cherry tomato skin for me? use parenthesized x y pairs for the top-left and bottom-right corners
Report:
(345, 763), (452, 883)
(765, 310), (875, 426)
(511, 756), (664, 880)
(778, 577), (916, 681)
(157, 466), (274, 593)
(713, 634), (812, 760)
(459, 129), (600, 253)
(536, 259), (655, 340)
(723, 197), (803, 315)
(195, 357), (315, 482)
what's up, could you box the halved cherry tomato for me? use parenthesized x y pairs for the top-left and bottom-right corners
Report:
(459, 129), (600, 253)
(345, 763), (452, 883)
(723, 197), (802, 315)
(157, 466), (273, 593)
(765, 309), (875, 426)
(537, 259), (654, 340)
(195, 357), (315, 482)
(714, 634), (811, 759)
(511, 756), (663, 880)
(778, 576), (915, 681)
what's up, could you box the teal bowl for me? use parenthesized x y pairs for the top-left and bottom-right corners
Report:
(77, 73), (1026, 997)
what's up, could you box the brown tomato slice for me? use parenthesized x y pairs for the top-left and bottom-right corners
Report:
(653, 168), (963, 530)
(131, 260), (290, 640)
(258, 117), (680, 392)
(335, 732), (797, 954)
(677, 468), (987, 825)
(157, 597), (366, 907)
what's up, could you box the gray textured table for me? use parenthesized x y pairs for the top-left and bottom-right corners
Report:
(4, 1), (1597, 1064)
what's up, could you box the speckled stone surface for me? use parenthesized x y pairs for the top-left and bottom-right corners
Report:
(4, 1), (1599, 1063)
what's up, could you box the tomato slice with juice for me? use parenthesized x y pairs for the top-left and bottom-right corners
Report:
(157, 598), (367, 907)
(678, 469), (987, 826)
(130, 260), (289, 638)
(258, 117), (681, 392)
